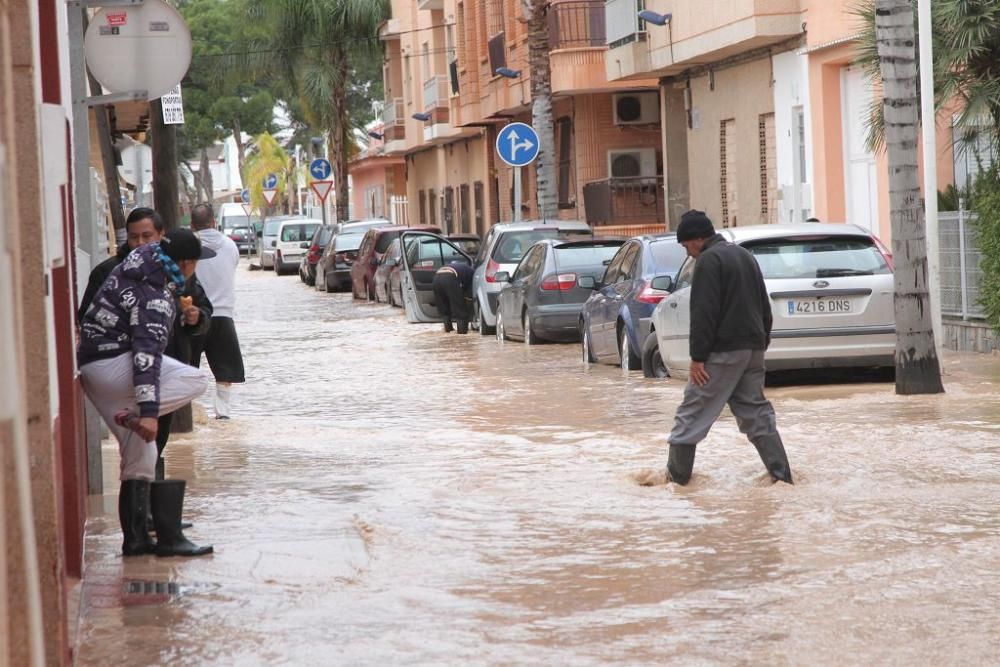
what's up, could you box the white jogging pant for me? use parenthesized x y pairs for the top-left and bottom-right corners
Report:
(80, 353), (209, 481)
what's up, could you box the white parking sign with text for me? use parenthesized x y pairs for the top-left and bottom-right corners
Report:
(161, 85), (185, 125)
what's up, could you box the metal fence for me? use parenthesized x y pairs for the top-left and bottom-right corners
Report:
(939, 209), (985, 319)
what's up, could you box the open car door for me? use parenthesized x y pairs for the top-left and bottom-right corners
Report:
(399, 232), (472, 323)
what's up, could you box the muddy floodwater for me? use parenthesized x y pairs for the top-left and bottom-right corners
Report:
(74, 262), (1000, 665)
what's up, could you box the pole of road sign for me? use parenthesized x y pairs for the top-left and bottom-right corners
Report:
(513, 167), (522, 223)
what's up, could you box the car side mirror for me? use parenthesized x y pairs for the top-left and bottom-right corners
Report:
(300, 241), (310, 249)
(577, 275), (597, 290)
(651, 275), (674, 292)
(271, 240), (277, 248)
(494, 271), (510, 283)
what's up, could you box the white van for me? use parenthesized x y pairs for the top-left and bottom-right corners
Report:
(217, 203), (251, 235)
(273, 218), (322, 275)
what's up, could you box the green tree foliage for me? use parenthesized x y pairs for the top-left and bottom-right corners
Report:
(244, 132), (290, 213)
(972, 169), (1000, 331)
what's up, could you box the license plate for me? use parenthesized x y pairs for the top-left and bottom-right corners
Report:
(787, 299), (852, 314)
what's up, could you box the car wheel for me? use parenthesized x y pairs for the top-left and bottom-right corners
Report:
(619, 324), (642, 371)
(495, 310), (506, 342)
(306, 272), (316, 287)
(581, 324), (595, 364)
(641, 331), (668, 379)
(367, 281), (376, 303)
(523, 312), (539, 345)
(325, 273), (336, 293)
(477, 300), (495, 336)
(299, 268), (306, 283)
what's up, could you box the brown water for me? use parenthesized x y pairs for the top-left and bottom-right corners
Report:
(74, 263), (1000, 665)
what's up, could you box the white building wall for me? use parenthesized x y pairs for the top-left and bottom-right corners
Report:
(771, 51), (815, 223)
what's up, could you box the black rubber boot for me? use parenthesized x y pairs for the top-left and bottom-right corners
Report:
(752, 434), (794, 484)
(151, 480), (213, 557)
(443, 320), (454, 333)
(119, 480), (154, 556)
(456, 320), (469, 334)
(666, 444), (697, 485)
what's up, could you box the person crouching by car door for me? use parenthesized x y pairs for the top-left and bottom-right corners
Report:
(433, 260), (475, 334)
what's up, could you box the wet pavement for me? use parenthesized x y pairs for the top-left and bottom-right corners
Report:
(74, 261), (1000, 665)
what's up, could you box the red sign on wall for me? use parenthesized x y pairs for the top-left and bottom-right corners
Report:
(106, 12), (128, 26)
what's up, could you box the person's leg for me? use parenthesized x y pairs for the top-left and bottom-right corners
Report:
(448, 279), (469, 334)
(666, 350), (752, 484)
(433, 274), (454, 332)
(727, 350), (793, 483)
(155, 411), (173, 480)
(203, 317), (245, 419)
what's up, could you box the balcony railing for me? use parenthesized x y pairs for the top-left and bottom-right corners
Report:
(582, 176), (665, 225)
(605, 0), (643, 48)
(423, 74), (450, 111)
(383, 97), (405, 142)
(549, 0), (606, 49)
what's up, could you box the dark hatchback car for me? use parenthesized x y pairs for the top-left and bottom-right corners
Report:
(579, 233), (687, 369)
(494, 238), (625, 344)
(448, 233), (481, 259)
(298, 224), (335, 286)
(374, 237), (402, 305)
(228, 226), (255, 255)
(351, 225), (441, 301)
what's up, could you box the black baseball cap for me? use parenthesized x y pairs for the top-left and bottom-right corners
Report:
(160, 228), (216, 261)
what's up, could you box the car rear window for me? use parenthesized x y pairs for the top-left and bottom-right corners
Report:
(317, 227), (333, 246)
(375, 230), (401, 253)
(649, 240), (687, 273)
(281, 224), (319, 242)
(263, 220), (282, 236)
(335, 233), (365, 252)
(222, 215), (250, 228)
(492, 229), (591, 263)
(553, 244), (622, 269)
(743, 236), (891, 279)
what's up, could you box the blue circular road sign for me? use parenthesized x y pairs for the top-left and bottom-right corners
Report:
(496, 122), (540, 167)
(240, 188), (250, 204)
(263, 173), (278, 189)
(310, 158), (332, 181)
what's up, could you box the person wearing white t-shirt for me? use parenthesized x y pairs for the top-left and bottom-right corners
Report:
(191, 203), (245, 418)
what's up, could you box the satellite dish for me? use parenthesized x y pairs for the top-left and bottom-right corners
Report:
(84, 0), (192, 101)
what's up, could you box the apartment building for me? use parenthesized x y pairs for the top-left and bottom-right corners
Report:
(603, 0), (954, 240)
(361, 0), (668, 237)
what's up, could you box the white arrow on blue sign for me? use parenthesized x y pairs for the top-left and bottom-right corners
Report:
(495, 122), (540, 167)
(240, 188), (250, 204)
(310, 158), (332, 181)
(263, 173), (278, 189)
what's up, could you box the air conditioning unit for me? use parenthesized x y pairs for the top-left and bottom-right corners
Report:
(612, 91), (660, 125)
(608, 148), (658, 179)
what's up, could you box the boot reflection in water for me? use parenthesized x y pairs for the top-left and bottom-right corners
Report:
(151, 480), (213, 557)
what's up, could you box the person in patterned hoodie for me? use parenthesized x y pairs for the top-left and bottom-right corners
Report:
(78, 228), (215, 557)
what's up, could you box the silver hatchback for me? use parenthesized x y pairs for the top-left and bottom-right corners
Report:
(650, 223), (896, 375)
(471, 220), (593, 333)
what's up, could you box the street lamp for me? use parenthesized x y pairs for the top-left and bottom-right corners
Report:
(638, 9), (672, 26)
(495, 67), (521, 79)
(368, 131), (384, 140)
(411, 112), (431, 122)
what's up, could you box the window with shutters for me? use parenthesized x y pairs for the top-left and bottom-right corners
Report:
(428, 189), (437, 227)
(418, 190), (427, 225)
(460, 184), (471, 233)
(556, 116), (575, 208)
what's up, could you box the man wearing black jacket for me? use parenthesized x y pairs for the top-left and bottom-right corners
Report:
(665, 210), (793, 485)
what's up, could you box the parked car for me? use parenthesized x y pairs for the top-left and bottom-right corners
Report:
(316, 220), (394, 292)
(272, 218), (321, 275)
(448, 233), (481, 258)
(645, 223), (896, 379)
(218, 202), (252, 236)
(494, 238), (625, 344)
(299, 224), (335, 286)
(351, 225), (441, 301)
(257, 215), (295, 269)
(471, 220), (593, 335)
(374, 237), (402, 305)
(395, 231), (473, 322)
(227, 226), (255, 255)
(579, 233), (687, 370)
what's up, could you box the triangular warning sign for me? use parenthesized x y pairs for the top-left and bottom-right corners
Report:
(311, 180), (333, 203)
(262, 188), (278, 205)
(241, 204), (252, 217)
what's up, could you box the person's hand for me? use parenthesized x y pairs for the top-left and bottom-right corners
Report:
(183, 306), (200, 325)
(689, 361), (710, 387)
(135, 417), (158, 441)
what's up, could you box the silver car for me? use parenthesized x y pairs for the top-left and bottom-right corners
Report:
(471, 220), (593, 334)
(258, 215), (296, 269)
(648, 223), (895, 376)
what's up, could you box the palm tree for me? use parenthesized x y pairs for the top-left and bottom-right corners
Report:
(248, 0), (388, 223)
(875, 0), (944, 394)
(525, 0), (557, 219)
(244, 132), (290, 215)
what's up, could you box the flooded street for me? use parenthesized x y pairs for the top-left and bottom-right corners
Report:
(75, 262), (1000, 665)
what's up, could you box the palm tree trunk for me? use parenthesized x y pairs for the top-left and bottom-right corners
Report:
(875, 0), (944, 394)
(329, 47), (351, 222)
(528, 0), (557, 219)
